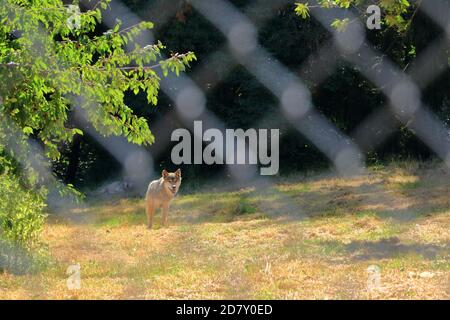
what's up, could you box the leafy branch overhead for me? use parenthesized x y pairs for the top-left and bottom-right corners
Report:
(295, 0), (416, 32)
(0, 0), (196, 163)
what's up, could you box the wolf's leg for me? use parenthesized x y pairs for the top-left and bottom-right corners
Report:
(146, 197), (155, 229)
(162, 203), (170, 226)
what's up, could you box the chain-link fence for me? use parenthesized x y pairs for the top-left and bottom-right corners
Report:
(0, 0), (449, 298)
(73, 0), (450, 186)
(2, 0), (449, 196)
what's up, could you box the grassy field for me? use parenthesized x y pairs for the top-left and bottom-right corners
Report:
(0, 161), (449, 299)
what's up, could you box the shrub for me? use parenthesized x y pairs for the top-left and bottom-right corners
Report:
(0, 172), (47, 273)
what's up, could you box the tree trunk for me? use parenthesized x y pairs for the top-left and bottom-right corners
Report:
(65, 134), (82, 184)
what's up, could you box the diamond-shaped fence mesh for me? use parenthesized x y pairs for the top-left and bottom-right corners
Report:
(73, 0), (449, 199)
(1, 0), (448, 192)
(0, 0), (449, 297)
(77, 0), (450, 181)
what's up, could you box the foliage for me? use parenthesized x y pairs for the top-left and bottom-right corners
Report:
(0, 0), (195, 160)
(295, 0), (415, 32)
(331, 17), (350, 32)
(294, 2), (310, 19)
(0, 172), (46, 249)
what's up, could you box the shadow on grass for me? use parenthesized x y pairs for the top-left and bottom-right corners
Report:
(329, 237), (449, 261)
(283, 236), (449, 263)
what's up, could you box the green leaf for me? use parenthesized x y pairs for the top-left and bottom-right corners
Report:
(23, 127), (33, 135)
(295, 3), (310, 19)
(331, 18), (350, 32)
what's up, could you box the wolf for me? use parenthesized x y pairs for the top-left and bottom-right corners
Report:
(145, 169), (181, 229)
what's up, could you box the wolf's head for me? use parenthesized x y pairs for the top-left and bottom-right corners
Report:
(162, 169), (182, 195)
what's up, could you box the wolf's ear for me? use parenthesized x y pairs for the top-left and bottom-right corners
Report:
(175, 168), (181, 178)
(162, 170), (169, 178)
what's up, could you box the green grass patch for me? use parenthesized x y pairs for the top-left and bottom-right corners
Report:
(398, 181), (421, 190)
(94, 213), (144, 228)
(234, 198), (258, 215)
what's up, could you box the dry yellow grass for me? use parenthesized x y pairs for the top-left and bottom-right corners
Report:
(0, 162), (449, 299)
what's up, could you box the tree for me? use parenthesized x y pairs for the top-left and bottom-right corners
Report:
(0, 0), (195, 250)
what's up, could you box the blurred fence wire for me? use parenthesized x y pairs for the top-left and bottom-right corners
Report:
(77, 0), (449, 186)
(1, 0), (449, 206)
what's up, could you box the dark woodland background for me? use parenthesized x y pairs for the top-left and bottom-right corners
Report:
(54, 0), (450, 190)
